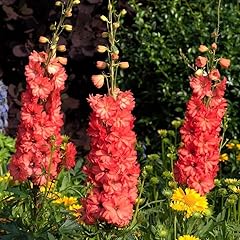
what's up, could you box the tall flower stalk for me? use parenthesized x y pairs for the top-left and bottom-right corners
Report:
(174, 42), (230, 195)
(81, 0), (140, 227)
(9, 0), (79, 186)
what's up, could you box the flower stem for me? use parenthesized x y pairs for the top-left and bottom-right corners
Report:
(130, 175), (146, 227)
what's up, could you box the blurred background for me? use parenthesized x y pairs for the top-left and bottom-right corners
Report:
(0, 0), (239, 155)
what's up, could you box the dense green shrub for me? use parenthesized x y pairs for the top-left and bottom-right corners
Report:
(120, 0), (240, 142)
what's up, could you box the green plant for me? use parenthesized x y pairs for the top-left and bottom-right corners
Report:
(0, 133), (15, 175)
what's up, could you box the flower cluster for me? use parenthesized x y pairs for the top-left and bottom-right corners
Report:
(0, 80), (8, 132)
(81, 89), (140, 227)
(170, 187), (208, 218)
(174, 43), (229, 195)
(9, 51), (76, 185)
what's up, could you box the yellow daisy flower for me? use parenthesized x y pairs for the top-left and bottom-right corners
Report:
(229, 185), (240, 194)
(170, 188), (208, 218)
(226, 142), (235, 149)
(224, 178), (239, 185)
(236, 144), (240, 150)
(220, 153), (229, 162)
(177, 235), (201, 240)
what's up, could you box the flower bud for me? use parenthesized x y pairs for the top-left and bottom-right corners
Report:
(119, 62), (129, 69)
(136, 198), (145, 205)
(218, 188), (227, 196)
(57, 57), (68, 65)
(91, 74), (104, 89)
(145, 165), (153, 173)
(73, 0), (80, 4)
(96, 61), (107, 70)
(111, 53), (119, 60)
(100, 15), (108, 22)
(97, 45), (108, 53)
(64, 24), (73, 32)
(211, 42), (217, 50)
(194, 69), (204, 77)
(162, 189), (172, 198)
(57, 45), (67, 52)
(198, 44), (209, 53)
(150, 177), (159, 185)
(195, 56), (208, 68)
(219, 58), (231, 69)
(50, 24), (56, 31)
(214, 179), (221, 187)
(171, 119), (182, 128)
(65, 11), (72, 17)
(162, 171), (173, 180)
(157, 129), (167, 137)
(204, 208), (213, 217)
(226, 194), (238, 206)
(157, 229), (168, 238)
(168, 181), (177, 189)
(209, 69), (220, 81)
(113, 22), (120, 29)
(39, 36), (49, 44)
(121, 9), (127, 16)
(101, 32), (108, 38)
(55, 1), (62, 6)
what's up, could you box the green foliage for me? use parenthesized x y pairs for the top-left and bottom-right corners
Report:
(0, 133), (15, 175)
(120, 0), (240, 140)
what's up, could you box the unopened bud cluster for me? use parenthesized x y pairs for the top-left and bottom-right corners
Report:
(91, 6), (129, 91)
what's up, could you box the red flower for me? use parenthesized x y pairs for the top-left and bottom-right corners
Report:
(101, 196), (133, 227)
(9, 51), (76, 185)
(174, 55), (227, 195)
(190, 76), (212, 98)
(81, 90), (140, 227)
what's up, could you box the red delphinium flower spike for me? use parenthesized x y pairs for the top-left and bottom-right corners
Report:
(9, 51), (77, 185)
(81, 1), (140, 227)
(81, 90), (140, 227)
(174, 42), (229, 195)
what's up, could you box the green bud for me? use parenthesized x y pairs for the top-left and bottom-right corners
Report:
(145, 165), (153, 173)
(150, 177), (159, 185)
(226, 194), (238, 206)
(55, 1), (62, 6)
(214, 179), (221, 187)
(204, 208), (213, 217)
(162, 188), (172, 198)
(168, 180), (177, 189)
(100, 15), (108, 22)
(218, 188), (228, 196)
(162, 171), (173, 180)
(142, 169), (147, 178)
(158, 129), (167, 138)
(162, 137), (170, 144)
(157, 229), (168, 238)
(167, 130), (175, 137)
(120, 9), (127, 16)
(50, 24), (56, 31)
(156, 224), (168, 238)
(171, 119), (182, 128)
(147, 154), (160, 161)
